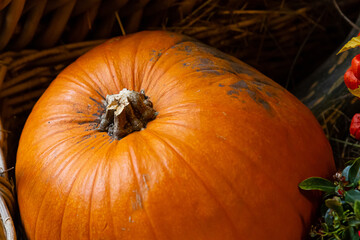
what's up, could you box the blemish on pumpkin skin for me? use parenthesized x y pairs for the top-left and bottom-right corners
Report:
(251, 81), (272, 88)
(193, 41), (278, 88)
(101, 222), (109, 232)
(89, 97), (103, 106)
(225, 79), (274, 112)
(246, 89), (271, 112)
(142, 174), (149, 191)
(217, 135), (226, 140)
(265, 91), (274, 97)
(95, 90), (106, 100)
(199, 58), (212, 65)
(172, 42), (194, 56)
(149, 49), (163, 62)
(219, 83), (225, 87)
(230, 81), (248, 90)
(184, 45), (192, 53)
(197, 69), (222, 76)
(132, 190), (143, 210)
(82, 135), (91, 140)
(78, 121), (90, 125)
(227, 90), (239, 96)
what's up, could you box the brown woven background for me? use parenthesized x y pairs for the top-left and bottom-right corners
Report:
(1, 0), (359, 84)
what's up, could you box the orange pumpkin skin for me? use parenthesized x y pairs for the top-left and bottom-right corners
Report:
(16, 31), (335, 240)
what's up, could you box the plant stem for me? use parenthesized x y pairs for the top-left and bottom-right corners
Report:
(97, 89), (157, 140)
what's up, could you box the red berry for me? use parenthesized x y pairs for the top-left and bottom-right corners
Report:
(352, 54), (360, 79)
(350, 114), (360, 140)
(337, 189), (344, 196)
(344, 67), (360, 90)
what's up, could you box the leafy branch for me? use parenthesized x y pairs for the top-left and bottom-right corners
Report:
(299, 158), (360, 239)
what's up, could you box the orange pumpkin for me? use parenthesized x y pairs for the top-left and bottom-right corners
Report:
(16, 31), (335, 239)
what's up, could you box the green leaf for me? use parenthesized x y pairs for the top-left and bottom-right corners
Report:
(345, 189), (360, 204)
(325, 198), (344, 217)
(349, 158), (360, 184)
(299, 177), (335, 193)
(348, 219), (360, 227)
(324, 208), (335, 229)
(343, 165), (351, 181)
(343, 227), (360, 240)
(355, 200), (360, 219)
(321, 222), (329, 233)
(337, 36), (360, 54)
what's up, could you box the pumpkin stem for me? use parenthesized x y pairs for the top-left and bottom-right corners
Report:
(97, 88), (157, 140)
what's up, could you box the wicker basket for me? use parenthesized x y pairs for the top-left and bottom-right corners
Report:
(0, 0), (202, 51)
(0, 0), (359, 239)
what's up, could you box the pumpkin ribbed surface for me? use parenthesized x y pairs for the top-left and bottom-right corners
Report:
(16, 31), (335, 240)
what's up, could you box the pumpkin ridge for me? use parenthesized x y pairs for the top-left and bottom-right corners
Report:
(30, 137), (99, 239)
(145, 126), (304, 235)
(32, 180), (51, 239)
(57, 66), (107, 101)
(103, 46), (125, 93)
(107, 160), (116, 238)
(38, 115), (99, 135)
(146, 38), (199, 71)
(140, 39), (200, 92)
(86, 156), (102, 240)
(18, 134), (76, 187)
(70, 61), (110, 99)
(146, 125), (241, 180)
(198, 126), (314, 235)
(59, 138), (112, 239)
(127, 144), (159, 240)
(154, 100), (200, 118)
(146, 127), (249, 199)
(32, 135), (75, 165)
(105, 154), (116, 239)
(132, 34), (141, 91)
(144, 130), (239, 238)
(149, 118), (196, 131)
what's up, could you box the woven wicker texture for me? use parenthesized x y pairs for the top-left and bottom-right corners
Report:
(0, 118), (15, 239)
(0, 0), (200, 51)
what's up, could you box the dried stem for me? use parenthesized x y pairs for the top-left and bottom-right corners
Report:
(98, 89), (157, 140)
(333, 0), (360, 31)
